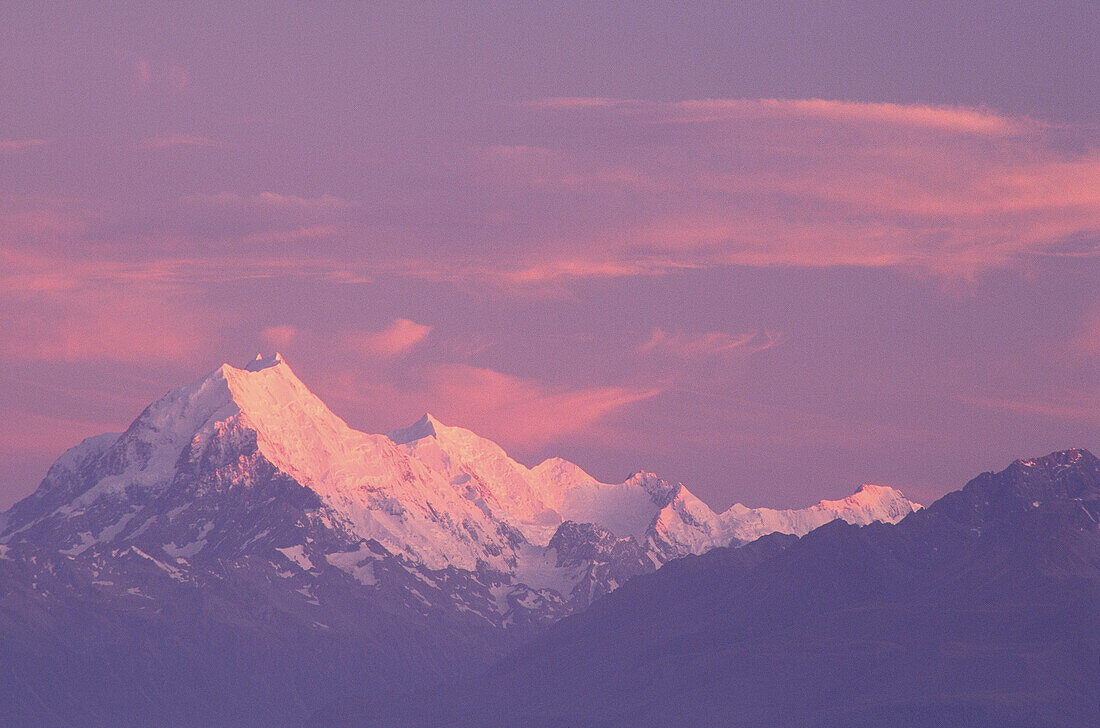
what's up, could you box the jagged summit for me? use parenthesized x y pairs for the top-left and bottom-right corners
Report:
(820, 482), (922, 516)
(931, 447), (1100, 531)
(853, 483), (891, 495)
(244, 351), (286, 371)
(4, 354), (923, 605)
(387, 413), (444, 445)
(1010, 448), (1097, 470)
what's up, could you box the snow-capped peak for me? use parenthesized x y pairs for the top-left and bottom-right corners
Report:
(59, 354), (354, 505)
(718, 482), (920, 544)
(244, 351), (285, 371)
(218, 354), (352, 455)
(813, 483), (922, 523)
(9, 355), (923, 587)
(387, 413), (443, 445)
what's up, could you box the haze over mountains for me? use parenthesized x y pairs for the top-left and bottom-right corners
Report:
(0, 355), (920, 726)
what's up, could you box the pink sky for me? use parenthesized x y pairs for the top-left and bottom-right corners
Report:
(1, 1), (1097, 509)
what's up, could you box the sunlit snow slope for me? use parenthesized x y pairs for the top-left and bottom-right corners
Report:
(1, 354), (920, 624)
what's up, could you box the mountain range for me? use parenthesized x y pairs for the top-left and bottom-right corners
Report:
(332, 449), (1100, 727)
(0, 355), (919, 726)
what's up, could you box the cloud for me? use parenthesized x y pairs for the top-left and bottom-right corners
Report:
(0, 199), (90, 252)
(261, 325), (298, 348)
(961, 392), (1099, 425)
(182, 191), (356, 212)
(114, 49), (190, 93)
(342, 319), (433, 358)
(1069, 309), (1100, 359)
(0, 241), (380, 292)
(252, 191), (356, 210)
(638, 329), (783, 358)
(2, 98), (1095, 296)
(0, 139), (51, 153)
(525, 97), (635, 111)
(0, 407), (122, 456)
(426, 364), (661, 447)
(0, 288), (211, 364)
(530, 97), (1027, 135)
(241, 225), (341, 245)
(0, 236), (215, 365)
(476, 257), (697, 288)
(138, 134), (220, 150)
(667, 98), (1027, 135)
(314, 361), (660, 452)
(486, 97), (1100, 278)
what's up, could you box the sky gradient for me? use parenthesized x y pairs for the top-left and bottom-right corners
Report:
(1, 1), (1097, 510)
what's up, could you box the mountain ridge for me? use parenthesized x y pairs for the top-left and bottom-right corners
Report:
(0, 354), (925, 726)
(2, 354), (919, 582)
(334, 447), (1100, 728)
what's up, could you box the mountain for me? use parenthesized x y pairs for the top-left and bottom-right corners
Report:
(347, 449), (1100, 728)
(0, 355), (919, 726)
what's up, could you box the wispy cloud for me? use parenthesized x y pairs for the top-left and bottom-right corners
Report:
(638, 329), (783, 358)
(0, 139), (51, 153)
(2, 98), (1095, 295)
(0, 407), (123, 456)
(181, 191), (357, 211)
(261, 325), (298, 348)
(342, 318), (433, 358)
(113, 49), (190, 93)
(241, 225), (341, 245)
(667, 98), (1028, 135)
(529, 97), (1029, 135)
(0, 200), (93, 257)
(0, 288), (211, 364)
(427, 364), (661, 447)
(525, 97), (637, 111)
(138, 134), (220, 150)
(489, 97), (1100, 278)
(316, 361), (660, 452)
(1068, 309), (1100, 359)
(961, 391), (1099, 425)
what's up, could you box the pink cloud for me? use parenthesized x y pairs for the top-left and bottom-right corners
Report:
(495, 257), (696, 285)
(483, 97), (1100, 278)
(0, 242), (379, 293)
(639, 329), (783, 358)
(0, 139), (51, 153)
(182, 191), (356, 211)
(961, 392), (1100, 425)
(342, 319), (433, 358)
(252, 191), (356, 210)
(426, 364), (661, 447)
(114, 50), (190, 93)
(0, 289), (211, 365)
(525, 97), (637, 110)
(138, 134), (220, 150)
(261, 325), (298, 348)
(313, 361), (660, 452)
(665, 98), (1028, 135)
(0, 201), (90, 250)
(1069, 310), (1100, 359)
(529, 97), (1026, 134)
(3, 97), (1094, 295)
(0, 407), (122, 456)
(241, 225), (341, 245)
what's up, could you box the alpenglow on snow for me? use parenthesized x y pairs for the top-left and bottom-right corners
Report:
(0, 354), (921, 626)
